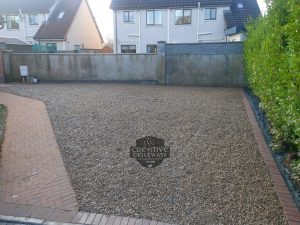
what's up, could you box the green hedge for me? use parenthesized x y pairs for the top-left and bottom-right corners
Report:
(244, 0), (300, 152)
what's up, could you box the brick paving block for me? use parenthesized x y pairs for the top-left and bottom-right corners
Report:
(149, 221), (158, 225)
(120, 217), (130, 225)
(92, 214), (104, 225)
(85, 213), (97, 225)
(79, 212), (90, 224)
(288, 221), (300, 225)
(72, 211), (84, 223)
(113, 216), (123, 225)
(127, 218), (136, 225)
(98, 215), (109, 225)
(45, 208), (62, 221)
(141, 220), (150, 225)
(135, 219), (143, 225)
(106, 216), (117, 225)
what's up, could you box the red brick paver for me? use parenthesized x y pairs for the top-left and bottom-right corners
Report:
(241, 90), (300, 225)
(0, 92), (78, 210)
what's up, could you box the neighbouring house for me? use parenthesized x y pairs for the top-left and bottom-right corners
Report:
(34, 0), (104, 51)
(110, 0), (260, 53)
(0, 0), (58, 44)
(0, 0), (104, 51)
(0, 36), (32, 52)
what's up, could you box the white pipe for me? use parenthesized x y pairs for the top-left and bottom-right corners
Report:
(138, 10), (141, 53)
(197, 2), (200, 42)
(20, 9), (27, 42)
(167, 9), (170, 43)
(113, 10), (117, 53)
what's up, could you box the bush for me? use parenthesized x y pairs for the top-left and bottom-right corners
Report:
(244, 0), (300, 152)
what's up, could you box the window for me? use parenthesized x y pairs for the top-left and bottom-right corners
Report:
(57, 11), (65, 19)
(175, 9), (192, 25)
(146, 10), (162, 25)
(147, 45), (157, 53)
(6, 15), (19, 29)
(121, 45), (136, 53)
(205, 8), (217, 20)
(29, 14), (38, 25)
(124, 11), (134, 22)
(237, 2), (244, 9)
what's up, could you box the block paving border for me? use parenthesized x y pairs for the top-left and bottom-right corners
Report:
(241, 90), (300, 225)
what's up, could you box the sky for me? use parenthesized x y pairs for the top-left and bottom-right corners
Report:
(88, 0), (267, 43)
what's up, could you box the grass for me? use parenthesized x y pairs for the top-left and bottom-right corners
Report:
(0, 104), (7, 147)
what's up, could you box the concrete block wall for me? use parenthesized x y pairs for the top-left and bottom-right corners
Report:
(3, 42), (246, 87)
(5, 53), (158, 83)
(163, 42), (246, 87)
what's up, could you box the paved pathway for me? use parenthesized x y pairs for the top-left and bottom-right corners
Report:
(0, 92), (78, 210)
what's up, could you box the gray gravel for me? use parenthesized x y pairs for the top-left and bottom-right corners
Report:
(1, 84), (287, 225)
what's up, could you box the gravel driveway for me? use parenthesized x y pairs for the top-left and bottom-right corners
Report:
(1, 84), (286, 224)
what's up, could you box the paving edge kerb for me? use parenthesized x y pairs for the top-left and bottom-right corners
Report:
(0, 200), (174, 225)
(241, 89), (300, 225)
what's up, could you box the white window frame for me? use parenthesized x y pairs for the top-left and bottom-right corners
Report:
(175, 9), (192, 25)
(146, 10), (162, 25)
(6, 15), (20, 29)
(29, 14), (38, 25)
(123, 11), (134, 22)
(205, 8), (217, 20)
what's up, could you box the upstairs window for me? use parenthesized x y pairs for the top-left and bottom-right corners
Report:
(124, 11), (134, 22)
(175, 9), (192, 25)
(29, 14), (38, 25)
(205, 8), (217, 20)
(57, 11), (65, 19)
(6, 15), (19, 29)
(146, 10), (162, 25)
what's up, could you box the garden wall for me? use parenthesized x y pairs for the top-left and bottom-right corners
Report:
(4, 53), (157, 83)
(3, 42), (246, 87)
(163, 42), (245, 87)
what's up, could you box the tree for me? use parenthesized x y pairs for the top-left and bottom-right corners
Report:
(104, 35), (113, 49)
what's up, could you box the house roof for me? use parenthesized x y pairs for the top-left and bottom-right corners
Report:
(224, 0), (260, 30)
(0, 0), (56, 14)
(0, 36), (30, 45)
(110, 0), (233, 10)
(34, 0), (83, 40)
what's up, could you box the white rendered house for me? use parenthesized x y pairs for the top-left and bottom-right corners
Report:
(0, 0), (103, 51)
(110, 0), (261, 53)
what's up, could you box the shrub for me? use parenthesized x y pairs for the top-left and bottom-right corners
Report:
(244, 0), (300, 152)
